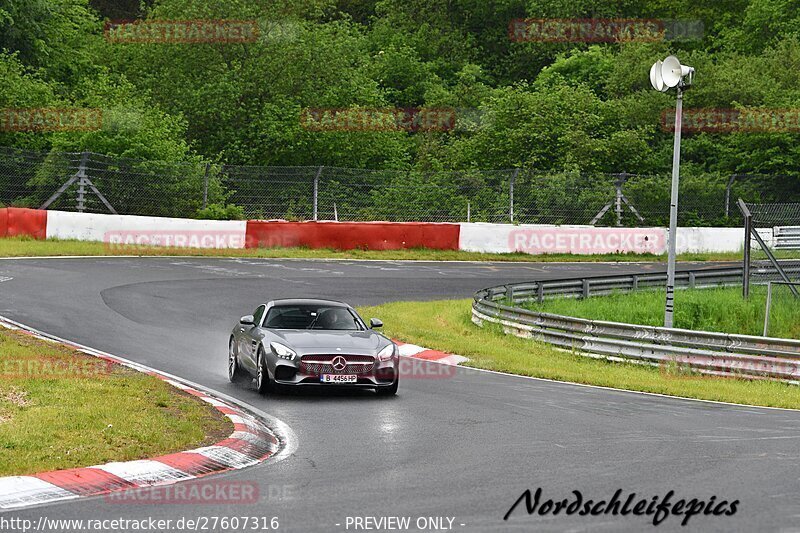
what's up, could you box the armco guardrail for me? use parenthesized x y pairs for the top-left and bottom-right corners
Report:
(775, 226), (800, 250)
(472, 265), (800, 382)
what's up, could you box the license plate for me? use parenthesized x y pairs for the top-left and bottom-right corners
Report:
(321, 374), (357, 383)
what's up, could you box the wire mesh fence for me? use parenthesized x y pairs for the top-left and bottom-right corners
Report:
(1, 145), (799, 225)
(739, 200), (800, 294)
(762, 281), (800, 337)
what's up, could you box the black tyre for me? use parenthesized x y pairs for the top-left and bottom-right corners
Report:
(256, 346), (272, 395)
(376, 378), (399, 396)
(228, 338), (248, 384)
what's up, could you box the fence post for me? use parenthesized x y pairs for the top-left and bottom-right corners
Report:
(724, 174), (737, 219)
(764, 282), (773, 336)
(202, 162), (210, 209)
(313, 166), (323, 221)
(615, 172), (630, 227)
(739, 198), (752, 298)
(76, 151), (89, 213)
(509, 168), (519, 222)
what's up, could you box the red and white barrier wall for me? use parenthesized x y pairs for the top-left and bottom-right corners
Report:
(0, 207), (769, 255)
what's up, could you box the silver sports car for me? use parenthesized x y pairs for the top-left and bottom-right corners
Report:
(228, 298), (399, 395)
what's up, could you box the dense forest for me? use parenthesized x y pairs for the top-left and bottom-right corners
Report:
(1, 0), (799, 222)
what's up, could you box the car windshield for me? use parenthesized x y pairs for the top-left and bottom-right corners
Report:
(263, 304), (364, 331)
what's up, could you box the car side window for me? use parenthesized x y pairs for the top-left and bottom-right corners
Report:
(252, 305), (266, 326)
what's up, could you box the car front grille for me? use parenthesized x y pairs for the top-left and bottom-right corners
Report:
(300, 354), (375, 375)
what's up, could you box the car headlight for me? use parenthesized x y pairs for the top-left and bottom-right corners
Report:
(377, 343), (395, 362)
(270, 342), (296, 361)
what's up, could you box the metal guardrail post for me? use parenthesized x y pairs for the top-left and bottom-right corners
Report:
(506, 285), (514, 303)
(582, 279), (590, 299)
(537, 284), (544, 303)
(688, 272), (696, 288)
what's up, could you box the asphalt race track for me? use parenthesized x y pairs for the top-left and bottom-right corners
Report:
(1, 257), (799, 532)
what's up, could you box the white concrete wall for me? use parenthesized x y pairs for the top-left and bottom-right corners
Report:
(46, 210), (247, 249)
(460, 223), (772, 255)
(459, 223), (667, 254)
(673, 227), (742, 254)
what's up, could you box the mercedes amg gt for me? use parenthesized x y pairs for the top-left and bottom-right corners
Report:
(228, 298), (399, 395)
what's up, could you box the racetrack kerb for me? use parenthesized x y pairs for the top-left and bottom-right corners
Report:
(0, 325), (231, 476)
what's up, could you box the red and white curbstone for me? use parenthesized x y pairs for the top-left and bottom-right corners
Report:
(0, 316), (284, 510)
(394, 340), (469, 366)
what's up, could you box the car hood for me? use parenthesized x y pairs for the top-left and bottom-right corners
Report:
(271, 329), (386, 354)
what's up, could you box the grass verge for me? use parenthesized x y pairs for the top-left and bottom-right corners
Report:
(0, 327), (231, 476)
(2, 235), (797, 262)
(522, 286), (800, 339)
(357, 299), (800, 409)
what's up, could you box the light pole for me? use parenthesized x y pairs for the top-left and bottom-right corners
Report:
(649, 55), (694, 328)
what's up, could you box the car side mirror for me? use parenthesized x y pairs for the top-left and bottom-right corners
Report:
(240, 315), (255, 325)
(369, 318), (383, 329)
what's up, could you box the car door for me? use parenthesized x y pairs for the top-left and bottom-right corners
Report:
(239, 304), (266, 372)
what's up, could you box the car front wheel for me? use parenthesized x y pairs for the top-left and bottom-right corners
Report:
(256, 346), (272, 395)
(228, 338), (248, 384)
